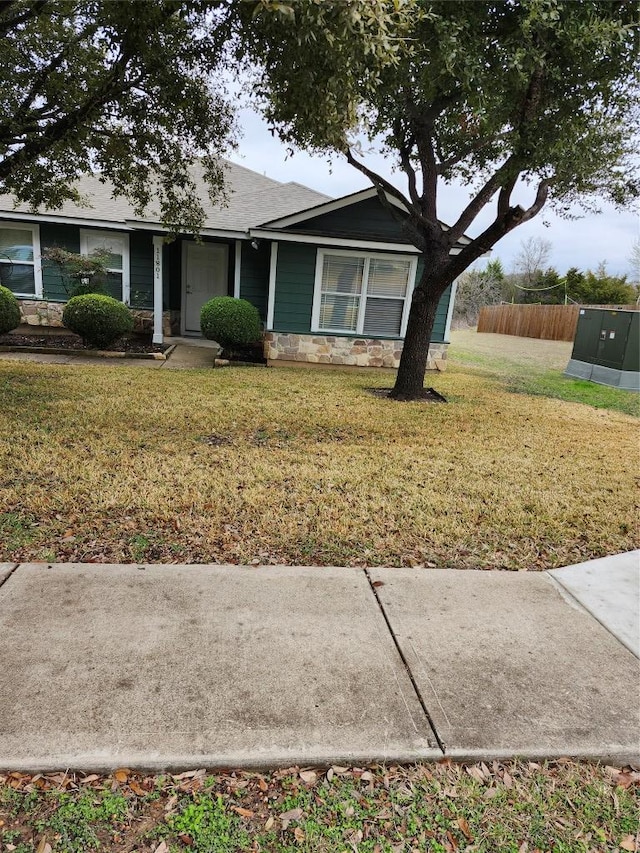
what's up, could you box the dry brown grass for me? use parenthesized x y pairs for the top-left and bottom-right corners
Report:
(0, 359), (637, 569)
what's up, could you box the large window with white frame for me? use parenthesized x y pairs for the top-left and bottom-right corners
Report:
(80, 230), (130, 303)
(0, 222), (42, 297)
(312, 249), (417, 338)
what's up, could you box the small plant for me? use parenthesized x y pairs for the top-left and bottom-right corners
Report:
(200, 296), (262, 351)
(62, 293), (133, 349)
(42, 246), (111, 298)
(0, 284), (21, 333)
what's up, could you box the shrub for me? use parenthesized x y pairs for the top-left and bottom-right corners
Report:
(200, 296), (262, 349)
(62, 294), (133, 348)
(0, 285), (21, 334)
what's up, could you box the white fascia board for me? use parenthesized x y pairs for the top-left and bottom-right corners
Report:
(252, 228), (465, 257)
(123, 220), (248, 240)
(0, 211), (135, 231)
(266, 242), (278, 330)
(251, 228), (422, 254)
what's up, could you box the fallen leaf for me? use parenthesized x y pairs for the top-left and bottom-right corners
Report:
(231, 806), (255, 819)
(503, 770), (513, 788)
(326, 767), (334, 782)
(129, 780), (147, 796)
(457, 817), (473, 841)
(36, 839), (52, 853)
(518, 843), (528, 853)
(372, 580), (385, 588)
(300, 770), (317, 785)
(153, 843), (168, 853)
(114, 768), (130, 783)
(179, 834), (193, 846)
(164, 794), (178, 812)
(280, 807), (303, 829)
(360, 771), (373, 782)
(257, 775), (269, 792)
(619, 836), (637, 851)
(294, 827), (305, 843)
(265, 816), (275, 831)
(81, 774), (100, 784)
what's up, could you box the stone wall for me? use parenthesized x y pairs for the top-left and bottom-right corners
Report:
(264, 331), (448, 370)
(17, 299), (180, 337)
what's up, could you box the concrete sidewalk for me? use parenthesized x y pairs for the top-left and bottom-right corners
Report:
(0, 557), (637, 773)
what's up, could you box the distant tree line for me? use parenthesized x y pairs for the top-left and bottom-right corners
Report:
(453, 237), (638, 327)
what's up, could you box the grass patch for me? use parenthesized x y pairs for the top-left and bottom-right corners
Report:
(0, 358), (637, 570)
(449, 329), (639, 417)
(1, 762), (638, 852)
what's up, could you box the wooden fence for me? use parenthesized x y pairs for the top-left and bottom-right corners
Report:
(477, 303), (639, 342)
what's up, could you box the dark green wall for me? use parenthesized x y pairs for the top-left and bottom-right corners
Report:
(272, 242), (317, 333)
(273, 243), (451, 342)
(240, 241), (270, 321)
(40, 223), (80, 301)
(129, 232), (153, 309)
(286, 197), (409, 243)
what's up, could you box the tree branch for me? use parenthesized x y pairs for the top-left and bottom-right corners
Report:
(0, 0), (48, 36)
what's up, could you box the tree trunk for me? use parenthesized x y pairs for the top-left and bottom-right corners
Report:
(391, 272), (449, 400)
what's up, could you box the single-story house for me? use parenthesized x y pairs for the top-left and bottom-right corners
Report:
(0, 160), (466, 369)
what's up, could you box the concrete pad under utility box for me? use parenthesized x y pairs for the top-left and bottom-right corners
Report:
(550, 550), (639, 658)
(0, 564), (438, 772)
(369, 568), (640, 763)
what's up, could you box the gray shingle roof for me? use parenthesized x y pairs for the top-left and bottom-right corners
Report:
(0, 160), (331, 233)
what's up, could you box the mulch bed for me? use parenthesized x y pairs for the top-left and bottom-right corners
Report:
(367, 386), (448, 402)
(0, 332), (170, 353)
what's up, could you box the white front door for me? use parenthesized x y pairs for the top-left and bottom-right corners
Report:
(182, 241), (229, 334)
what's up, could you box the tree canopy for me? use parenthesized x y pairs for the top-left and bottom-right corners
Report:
(0, 0), (236, 233)
(242, 0), (640, 397)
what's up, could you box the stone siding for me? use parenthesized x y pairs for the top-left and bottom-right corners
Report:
(17, 299), (180, 337)
(264, 332), (448, 370)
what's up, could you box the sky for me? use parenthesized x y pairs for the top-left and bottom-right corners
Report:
(229, 107), (639, 280)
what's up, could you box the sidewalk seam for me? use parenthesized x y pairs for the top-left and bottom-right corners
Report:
(364, 568), (446, 755)
(0, 564), (19, 590)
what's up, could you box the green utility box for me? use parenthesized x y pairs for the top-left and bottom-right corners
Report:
(565, 308), (639, 391)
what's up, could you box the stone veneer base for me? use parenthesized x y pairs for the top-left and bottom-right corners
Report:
(17, 299), (181, 337)
(264, 332), (448, 370)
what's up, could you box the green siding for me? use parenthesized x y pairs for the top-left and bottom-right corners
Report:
(272, 243), (451, 342)
(240, 241), (270, 321)
(272, 242), (317, 333)
(415, 258), (450, 343)
(286, 197), (409, 243)
(129, 231), (154, 309)
(40, 223), (80, 301)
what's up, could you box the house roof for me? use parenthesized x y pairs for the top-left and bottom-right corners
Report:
(0, 160), (331, 234)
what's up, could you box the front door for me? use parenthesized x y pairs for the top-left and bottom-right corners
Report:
(182, 241), (229, 335)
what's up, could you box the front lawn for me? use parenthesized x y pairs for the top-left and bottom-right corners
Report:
(0, 357), (637, 569)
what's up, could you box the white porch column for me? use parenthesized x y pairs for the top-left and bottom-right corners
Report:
(266, 241), (278, 330)
(152, 236), (164, 344)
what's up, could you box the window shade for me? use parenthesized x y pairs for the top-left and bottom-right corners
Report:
(321, 255), (364, 294)
(363, 297), (404, 336)
(319, 293), (359, 331)
(368, 258), (410, 298)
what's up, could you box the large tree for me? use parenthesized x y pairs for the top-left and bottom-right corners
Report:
(0, 0), (236, 233)
(242, 0), (640, 399)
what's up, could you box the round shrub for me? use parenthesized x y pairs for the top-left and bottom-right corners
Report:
(62, 293), (133, 349)
(0, 285), (21, 334)
(200, 296), (262, 349)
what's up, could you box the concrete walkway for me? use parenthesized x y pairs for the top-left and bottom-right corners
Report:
(0, 554), (637, 773)
(0, 342), (217, 370)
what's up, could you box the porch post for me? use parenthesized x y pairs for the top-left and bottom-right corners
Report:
(443, 278), (458, 343)
(266, 241), (278, 330)
(152, 236), (164, 344)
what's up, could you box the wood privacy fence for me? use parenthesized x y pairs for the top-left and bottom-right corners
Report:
(477, 304), (639, 341)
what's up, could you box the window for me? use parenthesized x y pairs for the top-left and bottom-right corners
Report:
(0, 223), (42, 296)
(80, 230), (129, 303)
(313, 250), (416, 337)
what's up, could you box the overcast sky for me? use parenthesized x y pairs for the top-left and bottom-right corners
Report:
(229, 107), (639, 279)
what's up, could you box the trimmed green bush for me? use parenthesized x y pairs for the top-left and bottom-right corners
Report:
(0, 285), (21, 334)
(200, 296), (262, 349)
(62, 293), (133, 349)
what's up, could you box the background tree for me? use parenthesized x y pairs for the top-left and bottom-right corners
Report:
(0, 0), (236, 233)
(242, 0), (640, 398)
(453, 259), (505, 327)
